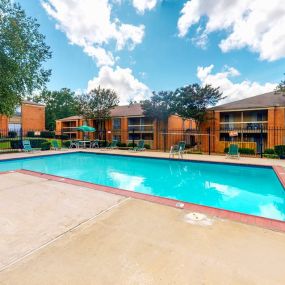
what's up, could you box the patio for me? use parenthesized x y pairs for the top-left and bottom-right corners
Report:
(0, 171), (285, 284)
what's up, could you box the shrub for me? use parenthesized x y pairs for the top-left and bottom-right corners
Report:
(239, 148), (255, 155)
(30, 139), (47, 148)
(127, 142), (137, 147)
(63, 141), (71, 148)
(55, 134), (69, 140)
(117, 142), (127, 147)
(99, 141), (107, 148)
(10, 140), (22, 149)
(144, 144), (151, 149)
(274, 145), (285, 158)
(264, 148), (275, 155)
(8, 131), (17, 138)
(40, 131), (55, 138)
(41, 141), (51, 151)
(224, 147), (254, 155)
(263, 154), (279, 159)
(26, 131), (35, 137)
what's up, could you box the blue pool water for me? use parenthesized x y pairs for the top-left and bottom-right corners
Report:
(1, 152), (285, 221)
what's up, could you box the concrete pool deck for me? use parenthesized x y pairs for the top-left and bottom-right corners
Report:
(0, 172), (285, 284)
(2, 148), (285, 167)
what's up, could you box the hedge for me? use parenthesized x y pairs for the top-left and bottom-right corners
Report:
(127, 142), (137, 147)
(40, 131), (55, 138)
(8, 131), (17, 138)
(224, 147), (255, 155)
(10, 139), (48, 149)
(117, 142), (127, 147)
(26, 131), (35, 137)
(264, 148), (275, 154)
(274, 145), (285, 157)
(144, 144), (151, 149)
(41, 141), (51, 151)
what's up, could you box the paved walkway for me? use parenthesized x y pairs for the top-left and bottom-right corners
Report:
(0, 179), (285, 284)
(0, 172), (125, 270)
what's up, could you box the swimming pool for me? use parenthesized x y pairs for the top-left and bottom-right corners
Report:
(1, 152), (285, 221)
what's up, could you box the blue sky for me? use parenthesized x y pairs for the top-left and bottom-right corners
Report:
(19, 0), (285, 104)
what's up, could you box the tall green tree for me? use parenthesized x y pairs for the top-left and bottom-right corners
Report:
(31, 88), (77, 130)
(76, 86), (119, 130)
(0, 0), (51, 117)
(141, 91), (174, 130)
(275, 74), (285, 94)
(173, 84), (224, 129)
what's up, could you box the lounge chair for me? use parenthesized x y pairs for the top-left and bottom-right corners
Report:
(226, 144), (240, 159)
(131, 140), (145, 151)
(51, 140), (61, 150)
(90, 139), (99, 148)
(69, 140), (79, 149)
(169, 141), (186, 159)
(22, 140), (40, 152)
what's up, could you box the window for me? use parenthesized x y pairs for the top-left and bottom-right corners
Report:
(8, 123), (21, 133)
(15, 106), (21, 116)
(113, 118), (121, 130)
(128, 117), (140, 125)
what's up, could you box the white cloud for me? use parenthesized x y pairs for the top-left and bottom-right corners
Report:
(87, 66), (151, 104)
(132, 0), (158, 14)
(42, 0), (145, 66)
(197, 65), (276, 104)
(178, 0), (285, 61)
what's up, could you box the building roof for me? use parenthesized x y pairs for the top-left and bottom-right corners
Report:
(110, 103), (144, 117)
(210, 91), (285, 111)
(57, 115), (82, 122)
(22, 100), (45, 107)
(57, 103), (144, 122)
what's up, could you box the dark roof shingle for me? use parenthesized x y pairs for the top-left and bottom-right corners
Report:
(57, 104), (144, 121)
(210, 91), (284, 111)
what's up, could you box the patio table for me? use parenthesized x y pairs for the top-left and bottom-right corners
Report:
(78, 140), (91, 149)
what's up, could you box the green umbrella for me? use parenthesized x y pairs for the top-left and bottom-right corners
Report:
(76, 125), (96, 132)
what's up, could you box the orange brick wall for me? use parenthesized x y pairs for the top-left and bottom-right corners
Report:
(22, 103), (45, 131)
(201, 107), (285, 153)
(0, 115), (8, 130)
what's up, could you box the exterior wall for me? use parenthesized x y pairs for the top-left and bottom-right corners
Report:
(267, 107), (285, 148)
(0, 103), (45, 132)
(21, 103), (45, 131)
(57, 114), (195, 150)
(0, 115), (8, 130)
(201, 107), (285, 153)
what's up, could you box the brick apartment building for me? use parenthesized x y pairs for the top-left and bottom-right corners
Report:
(0, 101), (45, 134)
(201, 91), (285, 153)
(56, 103), (195, 149)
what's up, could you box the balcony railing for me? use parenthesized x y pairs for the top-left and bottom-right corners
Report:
(128, 125), (153, 132)
(62, 127), (78, 133)
(220, 122), (268, 131)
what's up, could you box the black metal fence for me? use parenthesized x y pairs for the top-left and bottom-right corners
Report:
(2, 126), (285, 158)
(157, 126), (285, 158)
(0, 129), (67, 153)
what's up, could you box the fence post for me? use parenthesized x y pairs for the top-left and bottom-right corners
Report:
(207, 127), (211, 155)
(163, 129), (166, 152)
(260, 125), (263, 158)
(20, 127), (23, 150)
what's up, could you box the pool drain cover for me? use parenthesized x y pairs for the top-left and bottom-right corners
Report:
(184, 212), (213, 226)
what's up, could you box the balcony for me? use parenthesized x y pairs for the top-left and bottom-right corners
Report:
(220, 122), (268, 132)
(128, 125), (153, 132)
(62, 127), (78, 133)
